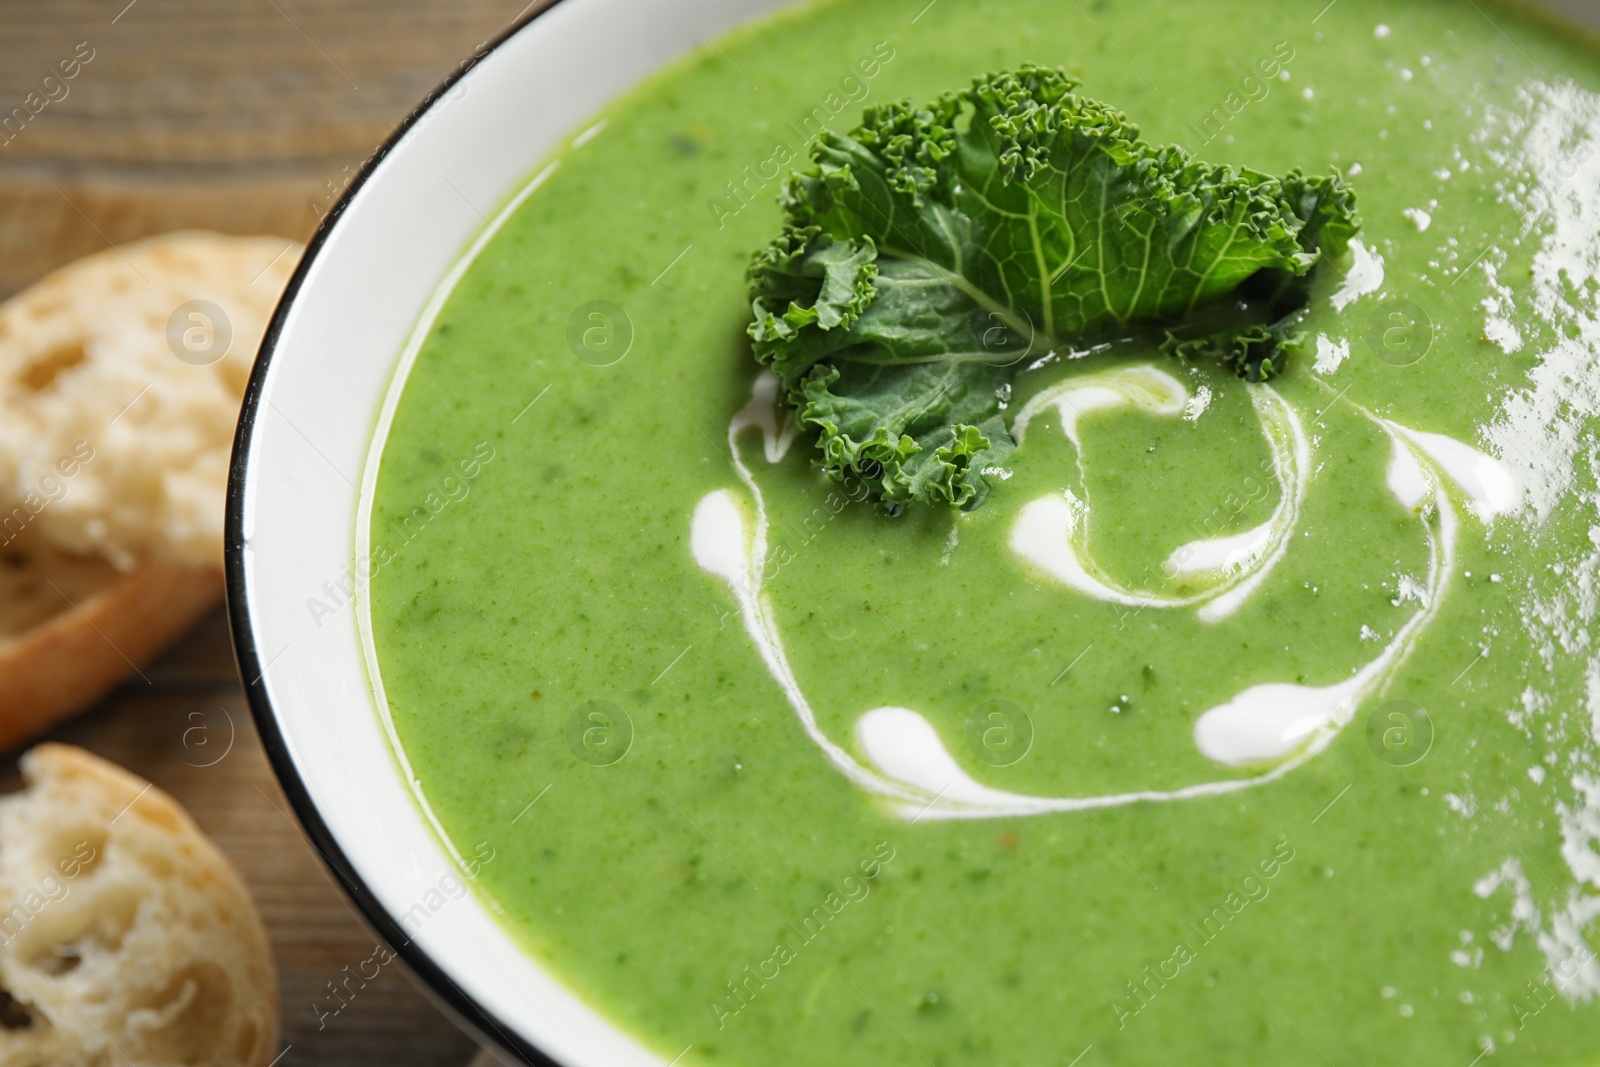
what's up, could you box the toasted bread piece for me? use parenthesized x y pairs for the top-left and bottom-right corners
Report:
(0, 232), (299, 749)
(0, 528), (221, 754)
(0, 744), (277, 1067)
(0, 231), (300, 571)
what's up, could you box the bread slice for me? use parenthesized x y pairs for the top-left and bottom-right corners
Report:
(0, 231), (300, 750)
(0, 231), (301, 570)
(0, 743), (278, 1067)
(0, 528), (222, 753)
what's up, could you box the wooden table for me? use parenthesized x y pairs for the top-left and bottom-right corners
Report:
(0, 2), (536, 1062)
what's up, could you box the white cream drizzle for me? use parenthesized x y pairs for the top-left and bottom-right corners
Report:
(689, 386), (925, 808)
(1196, 430), (1455, 764)
(694, 368), (1514, 820)
(1396, 426), (1519, 520)
(852, 704), (1315, 820)
(1195, 418), (1524, 765)
(1166, 523), (1274, 576)
(1010, 364), (1186, 444)
(1007, 366), (1309, 623)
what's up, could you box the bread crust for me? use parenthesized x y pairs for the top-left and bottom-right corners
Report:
(0, 561), (221, 753)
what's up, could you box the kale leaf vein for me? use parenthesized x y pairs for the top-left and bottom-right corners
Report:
(746, 65), (1358, 512)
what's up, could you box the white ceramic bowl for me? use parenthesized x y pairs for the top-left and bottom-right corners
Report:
(226, 1), (1600, 1063)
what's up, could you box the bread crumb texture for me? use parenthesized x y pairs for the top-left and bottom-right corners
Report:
(0, 744), (277, 1066)
(0, 233), (300, 570)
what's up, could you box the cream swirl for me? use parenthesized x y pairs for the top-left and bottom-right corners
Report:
(693, 367), (1514, 821)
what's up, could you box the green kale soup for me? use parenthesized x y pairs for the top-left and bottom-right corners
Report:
(363, 0), (1600, 1062)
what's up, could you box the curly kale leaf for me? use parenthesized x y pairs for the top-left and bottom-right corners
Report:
(746, 65), (1358, 512)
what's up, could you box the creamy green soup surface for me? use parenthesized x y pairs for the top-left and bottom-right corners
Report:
(364, 0), (1600, 1062)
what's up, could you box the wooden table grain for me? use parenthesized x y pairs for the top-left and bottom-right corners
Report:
(0, 2), (536, 1063)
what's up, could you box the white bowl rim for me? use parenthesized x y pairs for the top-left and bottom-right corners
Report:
(226, 0), (813, 1057)
(225, 4), (566, 1060)
(225, 0), (774, 1062)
